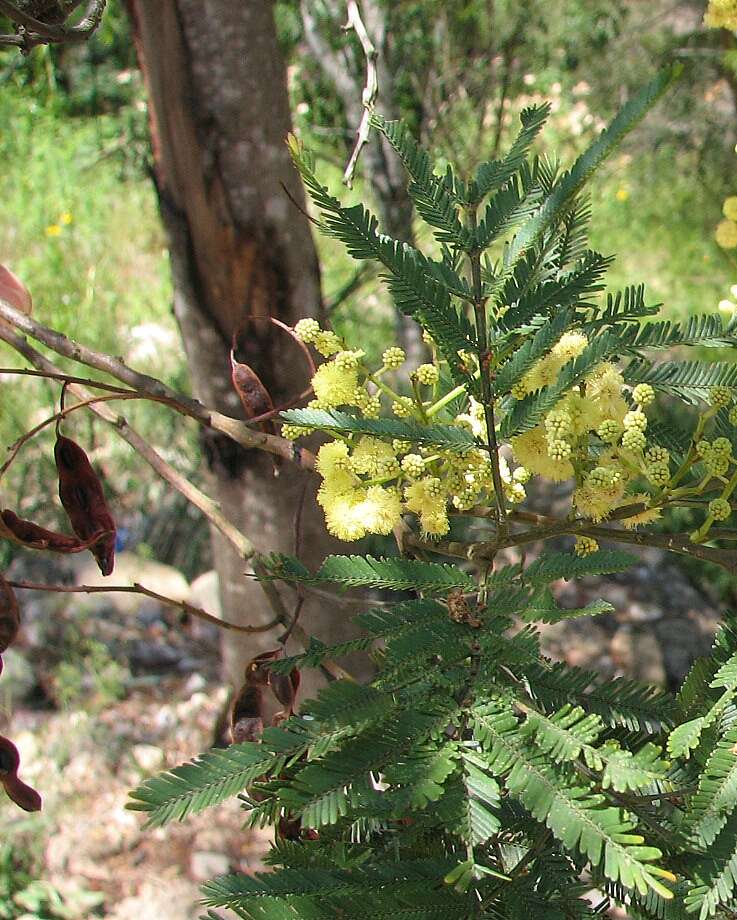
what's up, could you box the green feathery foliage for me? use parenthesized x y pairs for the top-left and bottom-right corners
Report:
(123, 65), (737, 919)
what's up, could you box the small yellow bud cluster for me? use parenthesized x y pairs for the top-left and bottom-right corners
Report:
(401, 454), (425, 478)
(392, 397), (414, 418)
(709, 497), (732, 522)
(415, 363), (440, 387)
(710, 386), (733, 409)
(574, 536), (599, 557)
(382, 346), (406, 369)
(698, 437), (733, 477)
(632, 383), (655, 407)
(281, 423), (309, 442)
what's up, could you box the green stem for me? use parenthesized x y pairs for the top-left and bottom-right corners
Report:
(426, 383), (467, 418)
(467, 208), (507, 538)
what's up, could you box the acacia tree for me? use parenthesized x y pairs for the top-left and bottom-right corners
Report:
(123, 0), (354, 685)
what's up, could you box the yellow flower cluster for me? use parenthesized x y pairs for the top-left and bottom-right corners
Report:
(704, 0), (737, 29)
(290, 319), (736, 542)
(511, 347), (666, 522)
(313, 433), (527, 541)
(511, 331), (589, 398)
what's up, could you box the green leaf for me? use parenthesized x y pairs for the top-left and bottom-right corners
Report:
(280, 408), (476, 450)
(267, 553), (476, 593)
(472, 701), (673, 898)
(686, 726), (737, 847)
(501, 67), (679, 272)
(470, 104), (551, 204)
(524, 550), (637, 584)
(667, 719), (706, 760)
(521, 588), (614, 624)
(127, 744), (288, 828)
(370, 113), (466, 246)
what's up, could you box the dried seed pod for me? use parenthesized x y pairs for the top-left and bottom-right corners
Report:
(0, 736), (41, 812)
(271, 667), (301, 715)
(54, 435), (116, 576)
(229, 650), (275, 744)
(230, 353), (276, 434)
(0, 573), (19, 654)
(0, 509), (109, 555)
(230, 685), (265, 744)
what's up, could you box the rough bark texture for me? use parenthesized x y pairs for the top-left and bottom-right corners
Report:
(126, 0), (351, 690)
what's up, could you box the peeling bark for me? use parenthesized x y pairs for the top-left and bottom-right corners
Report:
(126, 0), (354, 689)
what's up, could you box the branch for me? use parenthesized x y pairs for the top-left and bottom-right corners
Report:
(341, 0), (378, 187)
(0, 0), (106, 51)
(0, 324), (255, 560)
(0, 298), (316, 470)
(0, 391), (149, 479)
(7, 579), (279, 634)
(0, 325), (352, 677)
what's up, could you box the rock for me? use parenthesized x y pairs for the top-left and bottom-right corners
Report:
(128, 640), (183, 674)
(71, 551), (190, 616)
(610, 626), (666, 685)
(107, 878), (200, 920)
(131, 744), (165, 773)
(0, 648), (36, 703)
(190, 850), (230, 881)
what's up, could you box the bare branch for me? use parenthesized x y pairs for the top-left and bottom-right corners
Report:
(0, 323), (255, 560)
(0, 0), (106, 51)
(8, 579), (279, 634)
(0, 298), (316, 470)
(342, 0), (378, 187)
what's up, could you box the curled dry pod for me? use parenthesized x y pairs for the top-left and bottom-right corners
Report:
(230, 352), (276, 435)
(230, 685), (265, 744)
(271, 666), (301, 715)
(54, 435), (116, 576)
(229, 648), (284, 744)
(0, 509), (109, 555)
(0, 736), (41, 812)
(0, 572), (19, 655)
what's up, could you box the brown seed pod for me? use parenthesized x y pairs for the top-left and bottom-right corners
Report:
(54, 435), (116, 576)
(0, 509), (110, 555)
(230, 684), (265, 744)
(0, 573), (19, 655)
(0, 736), (41, 812)
(271, 666), (301, 715)
(230, 353), (276, 435)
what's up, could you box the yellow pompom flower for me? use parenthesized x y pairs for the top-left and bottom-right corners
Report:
(586, 363), (628, 420)
(511, 426), (574, 481)
(725, 197), (737, 221)
(619, 495), (663, 530)
(716, 219), (737, 250)
(316, 440), (350, 476)
(704, 0), (737, 30)
(350, 437), (398, 476)
(514, 332), (587, 397)
(360, 486), (403, 534)
(550, 331), (588, 362)
(405, 478), (449, 537)
(311, 361), (359, 408)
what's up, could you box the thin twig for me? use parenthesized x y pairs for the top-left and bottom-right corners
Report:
(0, 392), (146, 479)
(0, 325), (255, 560)
(0, 298), (316, 469)
(342, 0), (378, 187)
(0, 0), (106, 50)
(7, 579), (278, 634)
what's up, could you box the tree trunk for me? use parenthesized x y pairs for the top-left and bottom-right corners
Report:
(126, 0), (351, 691)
